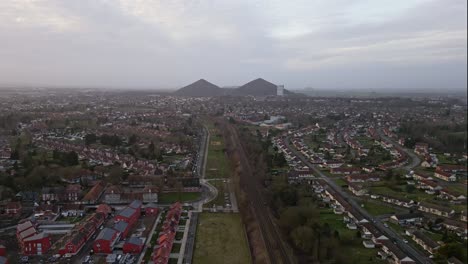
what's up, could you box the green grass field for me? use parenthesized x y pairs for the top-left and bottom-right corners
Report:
(359, 200), (399, 216)
(193, 213), (251, 264)
(158, 192), (201, 203)
(206, 180), (227, 207)
(205, 124), (231, 179)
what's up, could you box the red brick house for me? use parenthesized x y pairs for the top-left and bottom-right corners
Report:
(58, 232), (86, 256)
(93, 228), (120, 254)
(113, 221), (130, 239)
(115, 207), (138, 227)
(22, 233), (51, 255)
(96, 203), (112, 215)
(123, 237), (144, 254)
(65, 184), (81, 201)
(5, 201), (22, 216)
(145, 203), (159, 216)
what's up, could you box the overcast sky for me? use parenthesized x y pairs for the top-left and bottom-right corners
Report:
(0, 0), (466, 90)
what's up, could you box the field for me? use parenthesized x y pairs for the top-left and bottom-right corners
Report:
(158, 192), (201, 203)
(318, 209), (385, 264)
(359, 199), (400, 216)
(205, 123), (231, 179)
(206, 179), (227, 207)
(193, 213), (251, 264)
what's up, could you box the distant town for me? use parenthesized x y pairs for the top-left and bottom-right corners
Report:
(0, 79), (466, 264)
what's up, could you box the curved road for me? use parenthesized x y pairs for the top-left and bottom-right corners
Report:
(377, 129), (421, 170)
(285, 136), (432, 264)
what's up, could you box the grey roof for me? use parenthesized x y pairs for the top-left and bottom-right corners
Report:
(17, 221), (34, 232)
(393, 212), (423, 220)
(126, 237), (144, 245)
(145, 202), (158, 208)
(19, 227), (37, 239)
(24, 232), (48, 242)
(113, 221), (129, 232)
(129, 200), (142, 209)
(96, 227), (118, 241)
(117, 207), (136, 218)
(413, 231), (439, 249)
(0, 256), (8, 264)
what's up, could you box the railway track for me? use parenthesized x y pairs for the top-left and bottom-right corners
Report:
(224, 122), (293, 264)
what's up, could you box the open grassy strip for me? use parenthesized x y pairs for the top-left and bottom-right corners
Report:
(158, 192), (201, 203)
(205, 180), (227, 207)
(359, 199), (399, 216)
(445, 184), (468, 196)
(205, 123), (231, 179)
(333, 177), (348, 187)
(193, 213), (251, 264)
(318, 209), (385, 263)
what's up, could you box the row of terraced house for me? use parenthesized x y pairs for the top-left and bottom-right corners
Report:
(153, 202), (182, 264)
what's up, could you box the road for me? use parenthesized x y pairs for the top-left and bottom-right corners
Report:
(224, 122), (294, 264)
(284, 136), (433, 264)
(182, 212), (199, 264)
(377, 129), (421, 170)
(191, 125), (218, 210)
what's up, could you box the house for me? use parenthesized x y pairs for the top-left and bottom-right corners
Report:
(346, 174), (380, 183)
(34, 204), (59, 221)
(381, 195), (417, 209)
(418, 202), (455, 218)
(287, 170), (315, 183)
(22, 233), (51, 255)
(96, 203), (112, 216)
(347, 182), (367, 196)
(58, 232), (86, 256)
(5, 201), (22, 216)
(128, 200), (143, 212)
(58, 212), (104, 256)
(324, 160), (344, 169)
(104, 185), (123, 204)
(115, 207), (138, 227)
(412, 172), (432, 181)
(438, 189), (466, 201)
(379, 240), (415, 264)
(330, 167), (361, 175)
(414, 143), (429, 156)
(60, 204), (84, 217)
(82, 181), (105, 204)
(153, 202), (182, 264)
(123, 237), (144, 254)
(411, 231), (440, 254)
(441, 219), (468, 240)
(390, 213), (423, 226)
(461, 211), (467, 222)
(41, 186), (65, 202)
(93, 228), (120, 254)
(142, 186), (159, 203)
(145, 203), (159, 216)
(436, 165), (467, 174)
(65, 184), (81, 201)
(113, 221), (130, 239)
(434, 169), (457, 182)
